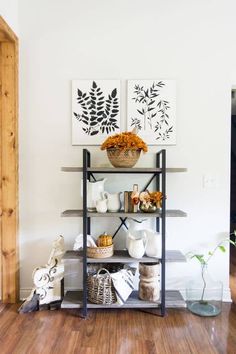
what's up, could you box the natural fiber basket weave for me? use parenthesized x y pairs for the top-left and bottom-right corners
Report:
(87, 268), (117, 305)
(107, 148), (141, 168)
(87, 244), (114, 259)
(87, 263), (124, 276)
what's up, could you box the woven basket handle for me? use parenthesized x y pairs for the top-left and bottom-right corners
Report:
(96, 268), (111, 278)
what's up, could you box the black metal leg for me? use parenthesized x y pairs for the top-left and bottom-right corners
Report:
(156, 153), (160, 232)
(82, 149), (90, 318)
(160, 150), (166, 316)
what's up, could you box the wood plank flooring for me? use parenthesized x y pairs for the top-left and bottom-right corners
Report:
(0, 303), (236, 353)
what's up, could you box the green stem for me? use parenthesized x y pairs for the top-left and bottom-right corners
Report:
(200, 264), (207, 302)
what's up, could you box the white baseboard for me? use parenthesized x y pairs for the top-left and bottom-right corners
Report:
(20, 287), (233, 302)
(223, 288), (232, 302)
(20, 288), (33, 300)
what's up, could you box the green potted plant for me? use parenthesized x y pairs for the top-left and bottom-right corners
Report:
(186, 231), (236, 317)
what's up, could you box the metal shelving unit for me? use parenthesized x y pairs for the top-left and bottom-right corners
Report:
(61, 149), (187, 317)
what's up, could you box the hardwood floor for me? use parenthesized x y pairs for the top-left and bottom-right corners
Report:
(0, 303), (236, 354)
(230, 263), (236, 304)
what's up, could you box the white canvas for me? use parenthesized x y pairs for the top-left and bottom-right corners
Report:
(127, 80), (176, 145)
(72, 80), (120, 145)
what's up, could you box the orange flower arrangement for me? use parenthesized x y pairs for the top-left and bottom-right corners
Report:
(139, 190), (164, 208)
(149, 191), (163, 208)
(101, 131), (148, 152)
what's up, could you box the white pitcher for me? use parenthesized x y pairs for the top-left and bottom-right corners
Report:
(96, 198), (108, 213)
(125, 218), (147, 249)
(81, 178), (107, 211)
(103, 191), (121, 212)
(127, 232), (147, 259)
(143, 229), (161, 258)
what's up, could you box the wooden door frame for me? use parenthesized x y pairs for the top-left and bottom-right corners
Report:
(0, 16), (19, 303)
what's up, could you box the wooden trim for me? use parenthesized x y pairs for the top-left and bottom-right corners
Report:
(0, 17), (18, 42)
(0, 17), (18, 303)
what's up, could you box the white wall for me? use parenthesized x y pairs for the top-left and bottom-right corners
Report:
(19, 0), (236, 300)
(0, 0), (18, 34)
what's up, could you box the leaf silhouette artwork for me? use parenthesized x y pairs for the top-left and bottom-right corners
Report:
(72, 80), (120, 144)
(101, 88), (119, 134)
(128, 80), (176, 145)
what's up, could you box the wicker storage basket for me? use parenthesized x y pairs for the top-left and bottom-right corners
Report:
(107, 148), (141, 168)
(87, 244), (114, 259)
(87, 268), (117, 304)
(87, 263), (124, 275)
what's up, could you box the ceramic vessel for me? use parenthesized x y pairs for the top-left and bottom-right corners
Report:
(103, 191), (121, 212)
(125, 218), (147, 250)
(144, 229), (161, 258)
(139, 202), (157, 213)
(96, 199), (108, 213)
(127, 232), (146, 259)
(81, 178), (107, 211)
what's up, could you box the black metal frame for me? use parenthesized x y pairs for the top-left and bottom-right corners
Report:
(82, 148), (166, 317)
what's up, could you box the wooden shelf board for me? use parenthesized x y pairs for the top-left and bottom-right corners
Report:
(61, 209), (187, 218)
(62, 249), (186, 263)
(61, 290), (186, 309)
(61, 167), (187, 173)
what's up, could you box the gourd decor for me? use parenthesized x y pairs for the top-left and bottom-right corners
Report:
(97, 233), (113, 247)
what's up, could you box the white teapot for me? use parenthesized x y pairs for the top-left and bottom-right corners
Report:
(127, 232), (147, 259)
(81, 178), (107, 211)
(103, 191), (121, 212)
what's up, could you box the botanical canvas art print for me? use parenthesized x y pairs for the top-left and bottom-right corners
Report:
(72, 80), (120, 145)
(127, 80), (176, 145)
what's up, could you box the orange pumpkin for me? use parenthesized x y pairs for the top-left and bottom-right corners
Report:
(97, 233), (113, 247)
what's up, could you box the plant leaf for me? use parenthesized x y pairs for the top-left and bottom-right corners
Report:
(77, 89), (83, 97)
(219, 245), (226, 252)
(90, 130), (99, 136)
(111, 88), (117, 98)
(191, 254), (205, 264)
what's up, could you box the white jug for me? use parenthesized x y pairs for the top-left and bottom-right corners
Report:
(96, 198), (108, 213)
(103, 191), (121, 212)
(81, 178), (107, 211)
(127, 232), (147, 259)
(143, 229), (161, 258)
(125, 218), (147, 249)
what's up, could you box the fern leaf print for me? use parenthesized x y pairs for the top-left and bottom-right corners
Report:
(72, 80), (120, 145)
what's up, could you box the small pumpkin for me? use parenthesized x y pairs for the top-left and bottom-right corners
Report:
(97, 233), (113, 247)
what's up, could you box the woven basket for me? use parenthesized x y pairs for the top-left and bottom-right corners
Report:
(87, 268), (117, 304)
(87, 244), (114, 258)
(87, 263), (124, 275)
(107, 148), (141, 168)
